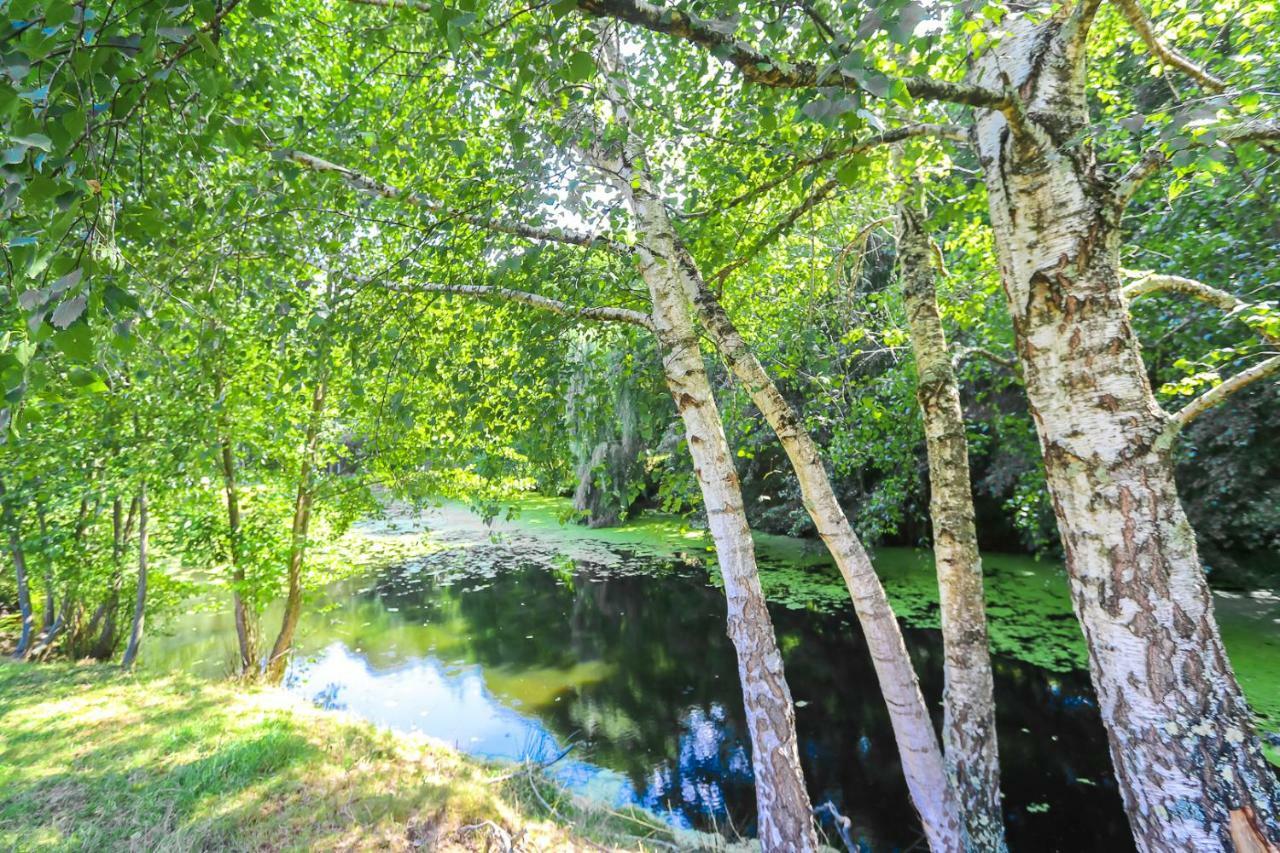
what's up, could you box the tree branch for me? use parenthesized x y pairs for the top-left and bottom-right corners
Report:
(1113, 0), (1227, 92)
(1126, 269), (1280, 435)
(1114, 145), (1168, 207)
(1219, 119), (1280, 149)
(953, 345), (1021, 375)
(575, 0), (1008, 110)
(346, 0), (431, 10)
(713, 176), (840, 282)
(1121, 269), (1280, 345)
(276, 149), (632, 254)
(391, 283), (655, 330)
(1168, 355), (1280, 432)
(1115, 117), (1280, 204)
(684, 123), (966, 219)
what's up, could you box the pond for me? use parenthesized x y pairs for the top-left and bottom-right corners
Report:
(143, 500), (1280, 851)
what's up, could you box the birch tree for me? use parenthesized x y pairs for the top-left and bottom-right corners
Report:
(895, 176), (1002, 849)
(551, 1), (1280, 847)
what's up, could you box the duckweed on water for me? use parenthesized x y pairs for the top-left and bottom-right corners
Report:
(413, 494), (1277, 746)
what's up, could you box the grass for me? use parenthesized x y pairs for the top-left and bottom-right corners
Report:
(0, 662), (676, 852)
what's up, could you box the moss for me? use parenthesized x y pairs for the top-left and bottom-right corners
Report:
(0, 662), (673, 851)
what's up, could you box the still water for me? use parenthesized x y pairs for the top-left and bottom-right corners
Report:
(147, 506), (1145, 850)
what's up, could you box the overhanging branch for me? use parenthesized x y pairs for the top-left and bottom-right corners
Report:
(1115, 119), (1280, 204)
(1122, 269), (1279, 346)
(277, 149), (633, 255)
(346, 0), (431, 10)
(1125, 269), (1280, 434)
(714, 176), (840, 282)
(685, 123), (966, 220)
(576, 0), (1008, 110)
(391, 282), (655, 330)
(1168, 355), (1280, 432)
(1113, 0), (1227, 92)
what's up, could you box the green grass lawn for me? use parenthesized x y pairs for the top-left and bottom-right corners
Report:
(0, 662), (673, 852)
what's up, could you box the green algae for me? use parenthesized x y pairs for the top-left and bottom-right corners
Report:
(432, 493), (1277, 746)
(1214, 591), (1280, 761)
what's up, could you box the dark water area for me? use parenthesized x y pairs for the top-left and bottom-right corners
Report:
(155, 536), (1134, 851)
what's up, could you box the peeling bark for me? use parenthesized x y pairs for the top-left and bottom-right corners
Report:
(593, 33), (818, 851)
(972, 14), (1280, 850)
(896, 188), (1004, 850)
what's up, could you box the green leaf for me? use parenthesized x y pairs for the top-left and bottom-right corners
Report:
(565, 51), (596, 83)
(12, 132), (52, 150)
(52, 324), (93, 361)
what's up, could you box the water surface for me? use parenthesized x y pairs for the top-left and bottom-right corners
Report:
(145, 503), (1280, 850)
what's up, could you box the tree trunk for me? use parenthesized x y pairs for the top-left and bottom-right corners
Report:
(594, 33), (818, 850)
(0, 479), (35, 659)
(972, 14), (1280, 850)
(90, 496), (134, 660)
(265, 379), (326, 683)
(121, 482), (148, 669)
(675, 246), (966, 850)
(37, 507), (54, 635)
(896, 187), (1004, 849)
(222, 437), (257, 675)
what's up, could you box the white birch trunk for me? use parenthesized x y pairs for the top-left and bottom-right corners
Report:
(593, 33), (818, 850)
(673, 243), (966, 852)
(896, 190), (1004, 851)
(971, 14), (1280, 850)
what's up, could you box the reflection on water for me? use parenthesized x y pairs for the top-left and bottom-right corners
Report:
(287, 645), (565, 762)
(145, 522), (1137, 850)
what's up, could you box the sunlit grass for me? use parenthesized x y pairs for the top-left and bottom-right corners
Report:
(0, 662), (675, 851)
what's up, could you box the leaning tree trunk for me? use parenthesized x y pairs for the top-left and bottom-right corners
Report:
(635, 218), (817, 853)
(121, 482), (149, 669)
(594, 34), (818, 850)
(0, 479), (34, 658)
(674, 245), (966, 851)
(896, 188), (1004, 849)
(972, 14), (1280, 850)
(265, 379), (326, 683)
(222, 437), (257, 675)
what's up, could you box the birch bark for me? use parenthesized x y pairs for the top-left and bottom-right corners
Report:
(896, 188), (1003, 850)
(594, 35), (818, 851)
(971, 13), (1280, 850)
(672, 240), (966, 851)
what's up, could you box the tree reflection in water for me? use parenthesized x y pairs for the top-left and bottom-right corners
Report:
(149, 540), (1135, 849)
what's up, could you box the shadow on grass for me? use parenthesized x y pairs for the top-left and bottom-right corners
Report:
(0, 663), (318, 851)
(0, 661), (674, 851)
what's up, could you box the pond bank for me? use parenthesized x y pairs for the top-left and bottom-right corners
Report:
(0, 662), (678, 852)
